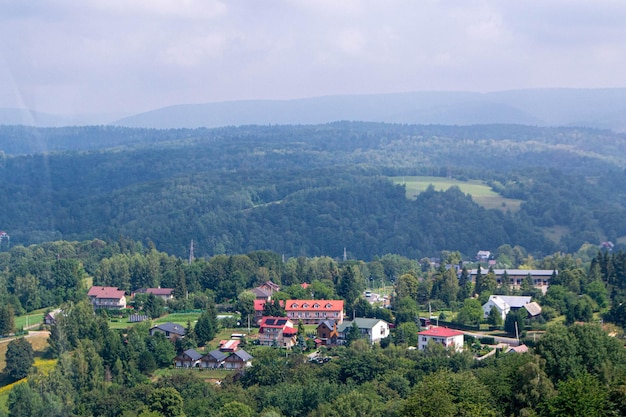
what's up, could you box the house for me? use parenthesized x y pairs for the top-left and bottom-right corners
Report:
(468, 269), (557, 294)
(219, 339), (241, 352)
(418, 327), (465, 352)
(285, 299), (344, 325)
(251, 287), (273, 301)
(174, 349), (203, 368)
(44, 309), (62, 325)
(337, 318), (391, 344)
(258, 316), (298, 348)
(223, 349), (253, 369)
(134, 287), (175, 301)
(150, 322), (186, 340)
(476, 250), (491, 261)
(523, 301), (542, 318)
(482, 295), (532, 321)
(200, 349), (227, 369)
(87, 286), (127, 310)
(259, 281), (281, 293)
(316, 320), (339, 345)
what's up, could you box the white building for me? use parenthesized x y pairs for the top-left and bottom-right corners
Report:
(417, 327), (465, 352)
(482, 295), (532, 321)
(337, 318), (391, 344)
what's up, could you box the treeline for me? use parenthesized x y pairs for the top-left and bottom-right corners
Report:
(5, 304), (626, 416)
(1, 123), (626, 259)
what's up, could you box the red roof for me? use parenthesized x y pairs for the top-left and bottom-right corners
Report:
(88, 286), (125, 299)
(254, 299), (267, 311)
(418, 327), (464, 338)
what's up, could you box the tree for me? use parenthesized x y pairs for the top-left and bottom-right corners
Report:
(346, 321), (362, 346)
(262, 300), (286, 317)
(402, 369), (497, 417)
(148, 387), (186, 417)
(487, 305), (503, 327)
(4, 337), (34, 381)
(541, 373), (614, 417)
(0, 304), (15, 336)
(194, 305), (218, 346)
(503, 308), (526, 337)
(455, 298), (483, 326)
(218, 401), (255, 417)
(7, 382), (44, 417)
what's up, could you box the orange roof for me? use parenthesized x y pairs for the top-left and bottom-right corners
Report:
(285, 300), (344, 312)
(418, 327), (464, 338)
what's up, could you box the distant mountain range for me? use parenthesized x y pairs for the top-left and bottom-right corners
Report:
(2, 88), (626, 131)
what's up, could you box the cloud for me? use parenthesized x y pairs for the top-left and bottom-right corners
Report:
(1, 1), (626, 115)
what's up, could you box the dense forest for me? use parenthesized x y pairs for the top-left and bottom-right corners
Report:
(1, 122), (626, 260)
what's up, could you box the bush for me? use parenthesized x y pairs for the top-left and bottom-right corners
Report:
(479, 337), (495, 345)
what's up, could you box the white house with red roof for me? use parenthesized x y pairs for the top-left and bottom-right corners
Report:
(87, 286), (127, 310)
(258, 316), (298, 347)
(418, 327), (465, 352)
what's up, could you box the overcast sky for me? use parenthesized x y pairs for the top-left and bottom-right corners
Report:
(2, 0), (626, 116)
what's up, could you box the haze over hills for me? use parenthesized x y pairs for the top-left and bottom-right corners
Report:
(112, 88), (626, 131)
(2, 88), (626, 131)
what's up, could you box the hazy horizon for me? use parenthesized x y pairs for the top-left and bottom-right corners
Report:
(3, 1), (626, 116)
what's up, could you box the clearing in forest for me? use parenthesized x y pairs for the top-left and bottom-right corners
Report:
(393, 176), (523, 213)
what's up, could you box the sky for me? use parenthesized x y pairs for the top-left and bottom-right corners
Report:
(1, 0), (626, 117)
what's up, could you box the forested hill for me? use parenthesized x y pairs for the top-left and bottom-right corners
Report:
(1, 122), (626, 259)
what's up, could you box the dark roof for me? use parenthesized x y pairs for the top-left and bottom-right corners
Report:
(181, 349), (202, 361)
(252, 287), (272, 298)
(152, 322), (186, 336)
(228, 349), (253, 362)
(203, 349), (227, 362)
(317, 320), (335, 329)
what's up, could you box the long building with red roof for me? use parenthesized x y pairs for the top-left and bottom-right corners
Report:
(254, 299), (345, 325)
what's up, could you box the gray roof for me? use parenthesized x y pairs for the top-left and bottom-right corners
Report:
(152, 322), (186, 336)
(181, 349), (203, 361)
(229, 349), (253, 362)
(337, 318), (387, 333)
(317, 320), (336, 329)
(523, 302), (542, 317)
(492, 295), (532, 308)
(203, 349), (227, 362)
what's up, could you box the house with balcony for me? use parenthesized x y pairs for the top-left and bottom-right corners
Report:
(258, 316), (298, 348)
(87, 286), (127, 310)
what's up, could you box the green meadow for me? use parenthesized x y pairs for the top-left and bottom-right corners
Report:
(393, 176), (523, 212)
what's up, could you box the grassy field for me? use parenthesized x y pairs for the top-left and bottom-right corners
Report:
(392, 176), (523, 213)
(107, 311), (205, 330)
(14, 312), (45, 330)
